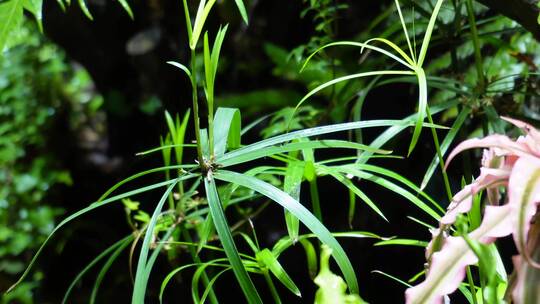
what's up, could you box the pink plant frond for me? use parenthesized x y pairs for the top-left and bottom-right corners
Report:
(445, 135), (532, 170)
(406, 205), (513, 304)
(512, 219), (540, 303)
(441, 167), (510, 225)
(508, 155), (540, 269)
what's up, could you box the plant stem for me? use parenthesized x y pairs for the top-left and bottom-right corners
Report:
(465, 0), (486, 93)
(208, 93), (214, 159)
(426, 105), (453, 203)
(466, 266), (479, 304)
(190, 48), (205, 168)
(262, 269), (281, 304)
(182, 229), (219, 304)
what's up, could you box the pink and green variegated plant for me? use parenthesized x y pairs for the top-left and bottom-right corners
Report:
(406, 117), (540, 304)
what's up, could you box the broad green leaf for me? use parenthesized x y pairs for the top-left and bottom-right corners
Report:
(213, 107), (241, 156)
(204, 175), (262, 304)
(219, 139), (391, 167)
(314, 245), (366, 304)
(284, 161), (304, 242)
(23, 0), (43, 31)
(0, 0), (24, 52)
(215, 170), (360, 294)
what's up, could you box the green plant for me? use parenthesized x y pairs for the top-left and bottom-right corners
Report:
(4, 0), (540, 303)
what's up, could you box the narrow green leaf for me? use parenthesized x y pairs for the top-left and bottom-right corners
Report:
(132, 181), (179, 303)
(167, 61), (192, 78)
(190, 0), (217, 50)
(301, 41), (414, 72)
(8, 175), (194, 294)
(77, 0), (93, 20)
(417, 0), (445, 66)
(215, 170), (360, 294)
(407, 68), (427, 155)
(335, 166), (441, 220)
(204, 175), (262, 304)
(374, 238), (428, 247)
(233, 0), (248, 24)
(363, 37), (414, 66)
(90, 236), (133, 304)
(358, 101), (459, 162)
(62, 235), (133, 304)
(299, 239), (318, 278)
(117, 0), (133, 19)
(256, 249), (301, 297)
(220, 119), (444, 166)
(292, 70), (414, 125)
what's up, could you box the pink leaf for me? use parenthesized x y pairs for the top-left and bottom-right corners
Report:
(508, 155), (540, 268)
(406, 205), (513, 304)
(445, 135), (532, 170)
(441, 167), (510, 225)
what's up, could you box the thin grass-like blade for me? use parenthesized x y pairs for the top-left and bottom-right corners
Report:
(215, 170), (360, 294)
(90, 235), (133, 304)
(233, 0), (248, 24)
(256, 249), (301, 297)
(420, 107), (470, 190)
(132, 181), (179, 303)
(335, 166), (441, 220)
(221, 139), (390, 167)
(7, 175), (194, 294)
(117, 0), (133, 19)
(204, 175), (262, 304)
(62, 235), (133, 304)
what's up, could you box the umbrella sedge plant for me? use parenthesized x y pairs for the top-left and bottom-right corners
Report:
(6, 0), (450, 303)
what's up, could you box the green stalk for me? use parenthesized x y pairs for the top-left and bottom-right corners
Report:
(465, 0), (485, 93)
(190, 48), (205, 168)
(466, 266), (479, 304)
(262, 269), (282, 304)
(426, 108), (452, 202)
(208, 93), (214, 159)
(182, 229), (219, 304)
